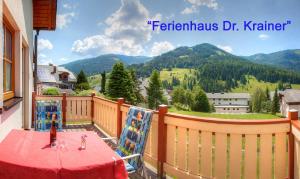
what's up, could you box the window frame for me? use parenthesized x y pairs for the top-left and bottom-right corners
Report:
(3, 17), (15, 101)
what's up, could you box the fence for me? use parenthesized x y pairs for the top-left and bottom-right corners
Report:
(32, 92), (300, 179)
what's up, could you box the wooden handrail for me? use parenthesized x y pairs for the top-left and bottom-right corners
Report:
(165, 112), (289, 125)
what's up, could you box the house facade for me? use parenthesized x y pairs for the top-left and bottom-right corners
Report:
(207, 93), (250, 113)
(37, 64), (77, 95)
(280, 89), (300, 118)
(0, 0), (56, 141)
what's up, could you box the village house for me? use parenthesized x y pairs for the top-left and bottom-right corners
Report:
(280, 89), (300, 118)
(0, 0), (57, 141)
(206, 92), (250, 113)
(37, 64), (77, 95)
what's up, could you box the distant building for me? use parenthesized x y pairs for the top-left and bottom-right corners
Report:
(37, 64), (77, 95)
(207, 93), (250, 113)
(280, 89), (300, 117)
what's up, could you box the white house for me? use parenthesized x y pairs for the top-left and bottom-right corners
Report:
(280, 89), (300, 118)
(0, 0), (57, 141)
(37, 64), (77, 95)
(207, 93), (250, 113)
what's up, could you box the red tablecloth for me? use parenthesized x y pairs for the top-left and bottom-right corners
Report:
(0, 130), (127, 179)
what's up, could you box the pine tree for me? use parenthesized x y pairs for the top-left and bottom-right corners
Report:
(100, 71), (106, 94)
(77, 70), (88, 84)
(129, 69), (143, 104)
(265, 87), (270, 100)
(191, 86), (210, 112)
(271, 88), (280, 115)
(278, 81), (284, 90)
(147, 70), (163, 109)
(76, 70), (90, 90)
(251, 88), (266, 113)
(107, 62), (136, 104)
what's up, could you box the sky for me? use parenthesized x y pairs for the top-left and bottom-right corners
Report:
(38, 0), (300, 65)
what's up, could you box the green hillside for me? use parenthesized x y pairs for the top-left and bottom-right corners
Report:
(245, 49), (300, 72)
(131, 43), (300, 92)
(61, 54), (151, 76)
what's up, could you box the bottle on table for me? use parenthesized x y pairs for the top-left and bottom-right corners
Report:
(50, 113), (57, 145)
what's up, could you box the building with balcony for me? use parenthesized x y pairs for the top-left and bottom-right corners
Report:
(37, 64), (77, 95)
(207, 92), (250, 113)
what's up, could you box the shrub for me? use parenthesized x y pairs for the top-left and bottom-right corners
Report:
(75, 82), (90, 90)
(42, 87), (60, 95)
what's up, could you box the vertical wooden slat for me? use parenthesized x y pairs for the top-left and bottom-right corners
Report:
(62, 93), (66, 126)
(87, 100), (91, 120)
(230, 134), (242, 179)
(275, 133), (287, 179)
(177, 127), (187, 171)
(66, 99), (71, 120)
(152, 119), (158, 160)
(76, 100), (82, 119)
(244, 134), (257, 179)
(166, 125), (176, 166)
(82, 100), (87, 120)
(188, 129), (200, 175)
(295, 140), (300, 179)
(145, 125), (151, 155)
(215, 133), (227, 179)
(201, 131), (212, 178)
(260, 134), (273, 179)
(71, 100), (76, 120)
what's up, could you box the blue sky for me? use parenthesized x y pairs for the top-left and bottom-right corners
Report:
(38, 0), (300, 65)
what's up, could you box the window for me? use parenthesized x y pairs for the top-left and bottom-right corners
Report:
(3, 21), (14, 101)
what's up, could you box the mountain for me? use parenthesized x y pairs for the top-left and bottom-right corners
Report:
(61, 54), (151, 75)
(244, 49), (300, 72)
(130, 43), (300, 92)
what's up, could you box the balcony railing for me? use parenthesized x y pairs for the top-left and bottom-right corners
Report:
(32, 92), (300, 179)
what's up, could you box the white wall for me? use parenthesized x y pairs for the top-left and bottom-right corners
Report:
(209, 98), (249, 106)
(215, 106), (248, 114)
(0, 0), (33, 141)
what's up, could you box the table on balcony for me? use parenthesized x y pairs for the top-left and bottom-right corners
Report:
(0, 130), (127, 179)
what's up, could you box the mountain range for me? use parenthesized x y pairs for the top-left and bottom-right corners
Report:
(61, 54), (151, 75)
(244, 49), (300, 72)
(61, 44), (300, 76)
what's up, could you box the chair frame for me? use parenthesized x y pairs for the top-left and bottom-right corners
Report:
(103, 136), (149, 178)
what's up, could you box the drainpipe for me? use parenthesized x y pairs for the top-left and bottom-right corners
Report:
(33, 30), (40, 92)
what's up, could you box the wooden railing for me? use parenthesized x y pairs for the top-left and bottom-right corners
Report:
(291, 110), (300, 179)
(32, 92), (300, 179)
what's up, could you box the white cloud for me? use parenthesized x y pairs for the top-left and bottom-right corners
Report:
(150, 41), (175, 56)
(38, 53), (54, 65)
(59, 57), (69, 62)
(181, 0), (218, 14)
(181, 6), (198, 14)
(63, 3), (72, 9)
(72, 35), (144, 56)
(57, 12), (75, 29)
(72, 0), (160, 56)
(38, 39), (53, 50)
(258, 34), (270, 40)
(217, 45), (233, 53)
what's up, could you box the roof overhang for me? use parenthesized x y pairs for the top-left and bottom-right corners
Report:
(33, 0), (57, 30)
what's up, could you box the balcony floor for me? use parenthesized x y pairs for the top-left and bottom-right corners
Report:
(63, 124), (155, 179)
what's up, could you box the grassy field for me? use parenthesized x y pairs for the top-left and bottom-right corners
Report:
(169, 107), (283, 119)
(159, 68), (196, 82)
(232, 75), (300, 93)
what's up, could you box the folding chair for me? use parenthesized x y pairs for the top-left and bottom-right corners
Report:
(103, 107), (153, 178)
